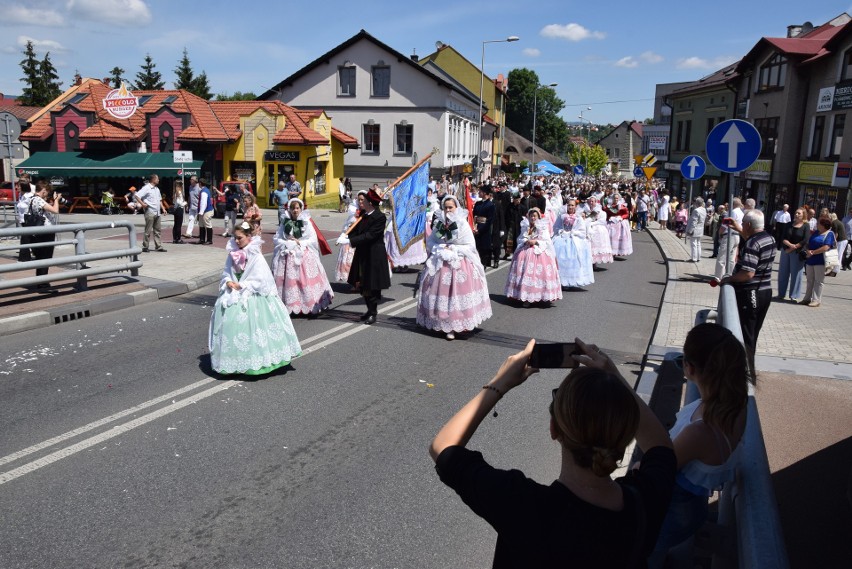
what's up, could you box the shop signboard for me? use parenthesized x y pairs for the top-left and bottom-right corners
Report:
(663, 162), (680, 171)
(833, 162), (851, 188)
(648, 136), (667, 150)
(797, 161), (835, 185)
(743, 159), (772, 181)
(264, 150), (300, 162)
(103, 82), (139, 120)
(833, 80), (852, 111)
(817, 87), (835, 113)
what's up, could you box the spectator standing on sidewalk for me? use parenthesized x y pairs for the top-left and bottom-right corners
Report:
(272, 181), (289, 226)
(776, 208), (810, 302)
(135, 174), (166, 253)
(719, 210), (775, 375)
(171, 181), (186, 244)
(828, 213), (846, 277)
(685, 197), (707, 263)
(22, 181), (61, 287)
(285, 174), (301, 201)
(714, 198), (744, 281)
(222, 184), (240, 237)
(185, 177), (200, 238)
(196, 179), (214, 245)
(800, 217), (837, 307)
(771, 204), (791, 250)
(842, 207), (852, 271)
(430, 338), (674, 568)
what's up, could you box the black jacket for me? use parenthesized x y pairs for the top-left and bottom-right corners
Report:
(347, 210), (391, 290)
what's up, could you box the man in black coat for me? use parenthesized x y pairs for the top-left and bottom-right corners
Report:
(473, 186), (496, 268)
(492, 183), (511, 263)
(347, 189), (391, 325)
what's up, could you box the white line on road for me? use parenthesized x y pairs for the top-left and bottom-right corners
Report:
(0, 379), (236, 486)
(0, 377), (218, 467)
(0, 295), (422, 485)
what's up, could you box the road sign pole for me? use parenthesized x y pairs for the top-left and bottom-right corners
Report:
(688, 180), (693, 218)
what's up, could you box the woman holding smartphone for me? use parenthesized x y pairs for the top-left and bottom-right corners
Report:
(430, 339), (675, 568)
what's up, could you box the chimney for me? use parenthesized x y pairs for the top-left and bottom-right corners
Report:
(74, 74), (82, 86)
(410, 49), (418, 62)
(102, 77), (110, 85)
(787, 21), (814, 38)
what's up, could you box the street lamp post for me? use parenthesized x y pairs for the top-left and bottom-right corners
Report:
(478, 36), (519, 182)
(531, 82), (558, 177)
(578, 106), (592, 173)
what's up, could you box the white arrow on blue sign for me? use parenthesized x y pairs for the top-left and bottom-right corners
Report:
(633, 166), (644, 178)
(705, 119), (762, 173)
(680, 155), (706, 181)
(573, 165), (585, 176)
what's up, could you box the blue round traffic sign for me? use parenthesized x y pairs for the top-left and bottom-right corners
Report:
(705, 119), (762, 173)
(680, 155), (707, 181)
(633, 166), (644, 178)
(573, 164), (585, 176)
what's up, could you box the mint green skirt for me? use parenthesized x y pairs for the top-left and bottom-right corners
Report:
(209, 293), (302, 375)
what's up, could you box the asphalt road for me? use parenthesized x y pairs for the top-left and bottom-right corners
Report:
(0, 232), (665, 569)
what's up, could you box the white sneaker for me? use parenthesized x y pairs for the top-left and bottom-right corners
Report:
(446, 332), (455, 341)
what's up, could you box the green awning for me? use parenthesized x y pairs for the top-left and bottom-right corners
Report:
(16, 152), (203, 178)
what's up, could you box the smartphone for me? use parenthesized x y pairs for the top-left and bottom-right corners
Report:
(530, 342), (579, 368)
(721, 217), (733, 226)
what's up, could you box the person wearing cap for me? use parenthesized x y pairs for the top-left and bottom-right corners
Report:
(348, 188), (391, 325)
(125, 186), (141, 215)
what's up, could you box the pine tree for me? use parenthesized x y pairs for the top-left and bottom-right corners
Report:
(38, 52), (62, 104)
(18, 40), (41, 106)
(134, 54), (164, 90)
(216, 91), (258, 101)
(173, 48), (195, 91)
(191, 71), (212, 100)
(108, 66), (126, 88)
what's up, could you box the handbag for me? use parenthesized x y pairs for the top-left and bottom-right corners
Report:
(823, 232), (839, 271)
(22, 200), (46, 227)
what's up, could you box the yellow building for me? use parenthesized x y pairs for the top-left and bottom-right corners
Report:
(210, 101), (359, 209)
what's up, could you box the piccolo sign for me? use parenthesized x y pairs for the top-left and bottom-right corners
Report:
(103, 82), (139, 120)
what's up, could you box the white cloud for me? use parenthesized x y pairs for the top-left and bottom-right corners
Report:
(522, 48), (541, 57)
(66, 0), (152, 27)
(615, 56), (638, 68)
(676, 55), (738, 69)
(3, 5), (65, 26)
(641, 51), (663, 64)
(540, 23), (606, 42)
(17, 35), (68, 53)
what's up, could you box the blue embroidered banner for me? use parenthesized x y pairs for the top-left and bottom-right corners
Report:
(390, 159), (429, 253)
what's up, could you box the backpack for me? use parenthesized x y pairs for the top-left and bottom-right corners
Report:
(23, 199), (46, 227)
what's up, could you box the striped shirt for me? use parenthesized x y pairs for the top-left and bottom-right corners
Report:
(733, 230), (775, 291)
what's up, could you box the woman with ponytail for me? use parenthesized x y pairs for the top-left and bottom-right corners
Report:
(649, 323), (749, 567)
(430, 338), (675, 568)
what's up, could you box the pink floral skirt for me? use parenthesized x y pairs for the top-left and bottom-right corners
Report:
(335, 243), (355, 282)
(504, 247), (562, 303)
(273, 247), (334, 315)
(607, 219), (633, 256)
(416, 257), (492, 333)
(589, 225), (614, 264)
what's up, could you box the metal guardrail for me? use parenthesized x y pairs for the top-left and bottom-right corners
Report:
(0, 221), (142, 291)
(692, 284), (789, 569)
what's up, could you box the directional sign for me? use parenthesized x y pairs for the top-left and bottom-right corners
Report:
(680, 155), (707, 181)
(573, 164), (585, 176)
(706, 119), (761, 173)
(633, 166), (644, 178)
(643, 166), (657, 180)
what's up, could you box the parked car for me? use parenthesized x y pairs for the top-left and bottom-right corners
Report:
(212, 180), (254, 218)
(0, 181), (15, 203)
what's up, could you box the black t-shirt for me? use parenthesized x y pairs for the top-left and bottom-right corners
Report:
(436, 445), (676, 569)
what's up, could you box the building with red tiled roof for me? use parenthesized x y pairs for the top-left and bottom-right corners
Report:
(17, 79), (359, 208)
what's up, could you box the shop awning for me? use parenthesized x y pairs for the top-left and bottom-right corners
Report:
(16, 151), (203, 178)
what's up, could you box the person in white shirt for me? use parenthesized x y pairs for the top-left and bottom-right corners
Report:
(772, 204), (791, 250)
(135, 174), (166, 252)
(714, 198), (744, 281)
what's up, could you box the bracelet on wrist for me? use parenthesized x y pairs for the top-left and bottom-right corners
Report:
(482, 384), (503, 397)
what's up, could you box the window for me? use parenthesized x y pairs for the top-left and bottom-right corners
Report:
(684, 120), (692, 151)
(371, 66), (390, 97)
(829, 114), (845, 158)
(811, 115), (825, 158)
(675, 121), (684, 151)
(842, 49), (852, 80)
(162, 95), (178, 105)
(314, 170), (326, 195)
(758, 53), (787, 92)
(395, 123), (413, 155)
(362, 123), (379, 153)
(67, 93), (88, 105)
(707, 117), (715, 138)
(138, 95), (153, 106)
(754, 116), (779, 158)
(338, 66), (356, 97)
(614, 147), (620, 158)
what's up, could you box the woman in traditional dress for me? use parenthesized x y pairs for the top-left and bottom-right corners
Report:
(272, 198), (334, 315)
(335, 199), (360, 285)
(552, 199), (594, 288)
(587, 207), (614, 265)
(209, 222), (302, 375)
(505, 208), (563, 307)
(605, 195), (633, 256)
(416, 195), (492, 341)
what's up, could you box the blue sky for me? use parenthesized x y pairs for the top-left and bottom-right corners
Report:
(0, 0), (849, 125)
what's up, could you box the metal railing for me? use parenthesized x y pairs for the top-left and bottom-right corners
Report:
(0, 220), (142, 291)
(689, 284), (789, 569)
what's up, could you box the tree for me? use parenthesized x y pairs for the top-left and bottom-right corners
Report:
(134, 53), (164, 90)
(505, 68), (569, 155)
(18, 41), (41, 106)
(38, 52), (62, 103)
(173, 48), (212, 99)
(108, 66), (126, 88)
(568, 143), (608, 176)
(216, 91), (258, 101)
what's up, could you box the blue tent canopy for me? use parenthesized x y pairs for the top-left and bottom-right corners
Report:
(533, 160), (565, 174)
